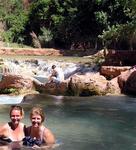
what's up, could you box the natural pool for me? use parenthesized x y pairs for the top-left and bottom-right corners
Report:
(0, 94), (136, 150)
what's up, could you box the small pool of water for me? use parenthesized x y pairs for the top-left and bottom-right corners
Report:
(0, 95), (136, 150)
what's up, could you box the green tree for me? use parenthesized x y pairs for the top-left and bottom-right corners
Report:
(0, 0), (28, 43)
(27, 0), (78, 48)
(1, 0), (135, 50)
(99, 0), (136, 50)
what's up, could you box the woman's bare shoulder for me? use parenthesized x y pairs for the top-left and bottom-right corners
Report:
(43, 127), (55, 137)
(0, 123), (9, 129)
(0, 123), (9, 135)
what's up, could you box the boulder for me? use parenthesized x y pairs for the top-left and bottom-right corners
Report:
(118, 69), (136, 94)
(102, 50), (136, 66)
(107, 77), (121, 95)
(0, 74), (34, 94)
(0, 72), (121, 96)
(67, 72), (119, 96)
(100, 66), (130, 78)
(34, 72), (121, 96)
(35, 81), (69, 95)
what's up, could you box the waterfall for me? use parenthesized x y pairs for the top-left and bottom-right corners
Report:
(0, 59), (96, 83)
(0, 59), (77, 84)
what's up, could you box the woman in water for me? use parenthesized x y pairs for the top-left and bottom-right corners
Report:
(0, 105), (25, 149)
(23, 106), (55, 147)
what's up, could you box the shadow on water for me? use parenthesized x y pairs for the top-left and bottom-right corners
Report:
(0, 94), (136, 150)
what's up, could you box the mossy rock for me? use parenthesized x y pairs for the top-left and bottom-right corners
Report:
(0, 88), (18, 94)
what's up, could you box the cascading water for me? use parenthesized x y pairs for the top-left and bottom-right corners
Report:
(0, 59), (98, 104)
(0, 59), (97, 83)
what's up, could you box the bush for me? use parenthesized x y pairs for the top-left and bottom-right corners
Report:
(38, 27), (53, 47)
(0, 88), (18, 94)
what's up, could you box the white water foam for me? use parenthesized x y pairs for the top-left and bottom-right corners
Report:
(0, 95), (23, 104)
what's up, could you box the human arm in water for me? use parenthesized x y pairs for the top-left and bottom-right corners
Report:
(43, 128), (55, 146)
(0, 124), (7, 138)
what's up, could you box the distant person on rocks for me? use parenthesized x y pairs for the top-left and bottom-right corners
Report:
(48, 65), (64, 83)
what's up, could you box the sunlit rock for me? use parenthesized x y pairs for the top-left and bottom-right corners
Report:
(0, 74), (34, 94)
(107, 77), (121, 95)
(35, 82), (68, 95)
(100, 66), (130, 78)
(118, 69), (136, 94)
(0, 58), (123, 96)
(67, 72), (119, 96)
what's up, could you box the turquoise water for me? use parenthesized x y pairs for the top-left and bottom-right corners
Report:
(0, 95), (136, 150)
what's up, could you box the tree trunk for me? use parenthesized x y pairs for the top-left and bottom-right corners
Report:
(30, 31), (41, 48)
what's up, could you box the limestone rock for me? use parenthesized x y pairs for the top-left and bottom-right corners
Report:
(0, 74), (34, 94)
(0, 72), (121, 96)
(118, 69), (136, 94)
(100, 66), (130, 78)
(68, 73), (111, 96)
(36, 82), (68, 95)
(107, 77), (121, 95)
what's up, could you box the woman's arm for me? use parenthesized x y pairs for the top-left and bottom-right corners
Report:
(43, 128), (55, 145)
(0, 124), (7, 136)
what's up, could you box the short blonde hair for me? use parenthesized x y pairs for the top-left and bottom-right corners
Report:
(30, 106), (45, 123)
(10, 105), (24, 117)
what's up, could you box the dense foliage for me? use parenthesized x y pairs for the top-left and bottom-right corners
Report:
(0, 0), (135, 50)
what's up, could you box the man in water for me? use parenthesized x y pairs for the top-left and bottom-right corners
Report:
(48, 65), (64, 83)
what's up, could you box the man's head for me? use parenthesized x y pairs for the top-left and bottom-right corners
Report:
(52, 65), (56, 69)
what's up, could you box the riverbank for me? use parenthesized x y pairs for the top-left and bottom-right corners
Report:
(0, 57), (120, 96)
(0, 48), (135, 96)
(0, 47), (98, 57)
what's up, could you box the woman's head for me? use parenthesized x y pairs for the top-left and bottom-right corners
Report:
(9, 105), (24, 125)
(10, 105), (24, 117)
(30, 106), (45, 125)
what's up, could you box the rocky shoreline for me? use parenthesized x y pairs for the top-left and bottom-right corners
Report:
(0, 48), (135, 96)
(0, 67), (135, 96)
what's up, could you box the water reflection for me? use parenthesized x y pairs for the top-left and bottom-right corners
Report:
(0, 95), (136, 150)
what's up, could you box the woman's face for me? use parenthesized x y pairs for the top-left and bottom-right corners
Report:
(10, 110), (22, 125)
(31, 114), (42, 128)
